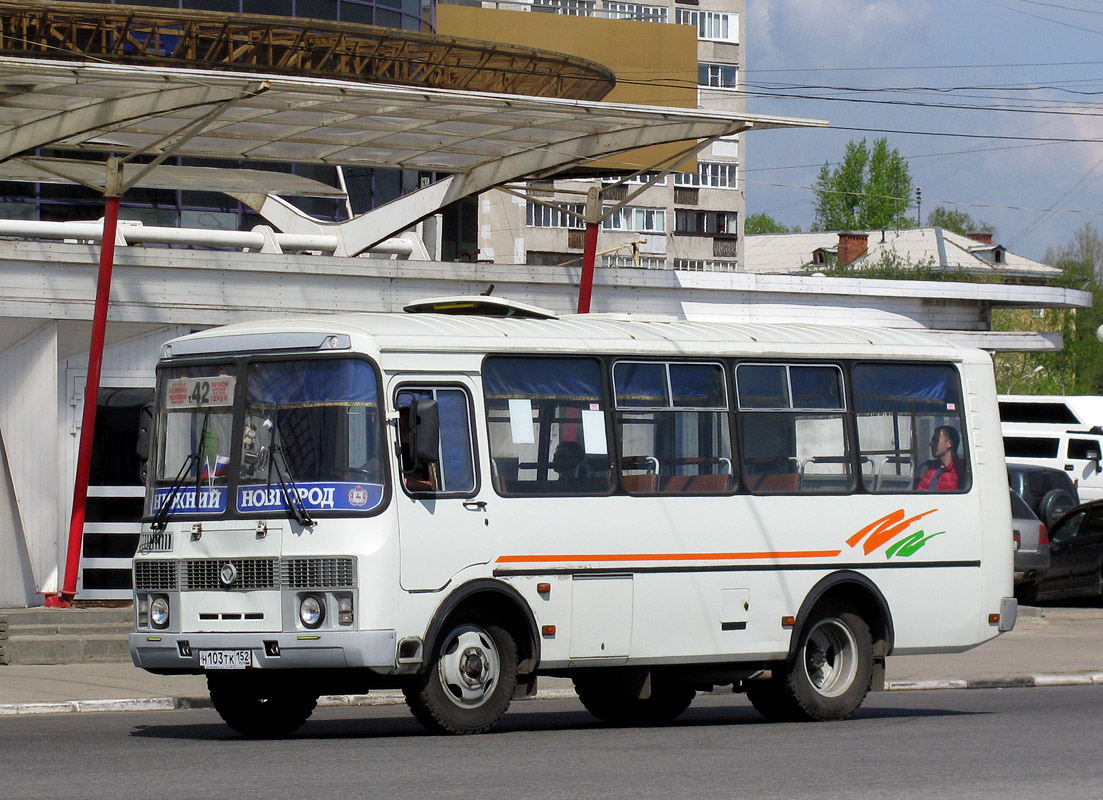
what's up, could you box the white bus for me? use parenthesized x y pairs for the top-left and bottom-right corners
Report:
(130, 298), (1016, 736)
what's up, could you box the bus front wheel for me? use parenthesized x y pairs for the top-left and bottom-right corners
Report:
(207, 673), (318, 738)
(404, 614), (518, 735)
(748, 600), (873, 722)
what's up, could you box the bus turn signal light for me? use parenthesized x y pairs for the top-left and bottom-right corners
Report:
(541, 625), (556, 637)
(988, 613), (1000, 625)
(537, 583), (551, 594)
(781, 616), (796, 628)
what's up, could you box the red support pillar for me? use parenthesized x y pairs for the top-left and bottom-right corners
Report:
(46, 187), (122, 607)
(577, 221), (599, 314)
(576, 187), (601, 314)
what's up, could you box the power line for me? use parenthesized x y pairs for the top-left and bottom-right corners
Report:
(741, 176), (1103, 218)
(744, 60), (1103, 74)
(977, 0), (1103, 35)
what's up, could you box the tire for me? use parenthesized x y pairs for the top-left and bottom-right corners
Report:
(207, 673), (318, 738)
(574, 676), (695, 726)
(749, 600), (873, 723)
(1039, 489), (1076, 529)
(404, 614), (518, 735)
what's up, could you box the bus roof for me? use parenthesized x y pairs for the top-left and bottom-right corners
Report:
(163, 307), (979, 363)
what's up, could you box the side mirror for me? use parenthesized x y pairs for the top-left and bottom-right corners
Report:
(136, 404), (154, 484)
(399, 396), (439, 476)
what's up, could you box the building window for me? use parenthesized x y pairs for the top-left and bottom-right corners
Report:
(674, 161), (738, 189)
(602, 255), (667, 269)
(698, 63), (739, 89)
(674, 259), (736, 272)
(532, 0), (596, 16)
(676, 9), (738, 43)
(603, 206), (665, 233)
(602, 172), (666, 186)
(675, 209), (737, 236)
(526, 201), (585, 229)
(527, 251), (577, 266)
(602, 2), (668, 22)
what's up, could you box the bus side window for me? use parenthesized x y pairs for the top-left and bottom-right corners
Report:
(483, 357), (612, 496)
(613, 361), (733, 496)
(395, 387), (476, 496)
(852, 363), (970, 494)
(735, 363), (852, 495)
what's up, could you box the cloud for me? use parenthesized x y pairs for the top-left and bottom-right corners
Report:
(748, 0), (934, 70)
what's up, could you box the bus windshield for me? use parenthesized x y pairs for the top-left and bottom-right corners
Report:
(150, 357), (384, 518)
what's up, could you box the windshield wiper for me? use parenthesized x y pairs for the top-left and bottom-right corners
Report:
(150, 410), (210, 532)
(264, 418), (316, 528)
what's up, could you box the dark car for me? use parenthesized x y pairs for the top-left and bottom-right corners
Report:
(1031, 500), (1103, 603)
(1007, 463), (1079, 528)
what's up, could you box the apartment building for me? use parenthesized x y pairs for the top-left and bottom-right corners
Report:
(447, 0), (746, 272)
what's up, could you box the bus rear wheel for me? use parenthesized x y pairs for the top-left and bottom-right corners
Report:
(207, 673), (318, 738)
(574, 676), (696, 726)
(748, 600), (873, 722)
(404, 614), (518, 735)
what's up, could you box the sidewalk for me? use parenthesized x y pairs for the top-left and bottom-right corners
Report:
(1, 606), (1101, 716)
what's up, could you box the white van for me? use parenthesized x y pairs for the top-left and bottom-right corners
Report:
(999, 394), (1103, 430)
(999, 394), (1103, 501)
(1002, 430), (1103, 502)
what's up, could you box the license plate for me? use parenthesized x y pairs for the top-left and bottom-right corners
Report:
(199, 649), (253, 670)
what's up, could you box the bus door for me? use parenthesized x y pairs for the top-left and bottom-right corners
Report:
(393, 381), (490, 591)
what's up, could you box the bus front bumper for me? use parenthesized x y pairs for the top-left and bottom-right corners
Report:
(129, 629), (397, 672)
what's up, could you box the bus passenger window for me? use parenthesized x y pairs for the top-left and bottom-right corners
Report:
(395, 387), (476, 496)
(482, 357), (612, 496)
(736, 363), (853, 494)
(613, 361), (733, 495)
(852, 363), (970, 494)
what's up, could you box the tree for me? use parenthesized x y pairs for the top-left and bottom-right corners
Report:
(812, 138), (913, 231)
(745, 213), (800, 235)
(993, 223), (1103, 394)
(926, 206), (995, 238)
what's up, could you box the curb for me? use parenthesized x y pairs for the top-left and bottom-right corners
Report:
(2, 675), (1103, 717)
(883, 671), (1103, 691)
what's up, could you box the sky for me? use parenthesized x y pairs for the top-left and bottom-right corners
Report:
(742, 0), (1103, 262)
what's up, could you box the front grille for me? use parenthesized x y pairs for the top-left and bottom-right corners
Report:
(181, 558), (278, 590)
(134, 560), (178, 591)
(282, 557), (356, 589)
(139, 557), (355, 591)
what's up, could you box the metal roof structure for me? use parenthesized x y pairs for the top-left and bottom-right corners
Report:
(0, 55), (824, 254)
(0, 155), (343, 195)
(0, 2), (616, 100)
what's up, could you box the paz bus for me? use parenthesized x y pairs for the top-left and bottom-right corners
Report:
(130, 297), (1016, 735)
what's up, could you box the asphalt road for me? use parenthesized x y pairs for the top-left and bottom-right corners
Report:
(3, 686), (1101, 799)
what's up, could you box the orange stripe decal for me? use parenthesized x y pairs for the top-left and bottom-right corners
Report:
(846, 508), (938, 556)
(495, 550), (842, 564)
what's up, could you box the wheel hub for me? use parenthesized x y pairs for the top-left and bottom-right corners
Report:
(437, 624), (501, 709)
(803, 618), (857, 698)
(461, 648), (488, 685)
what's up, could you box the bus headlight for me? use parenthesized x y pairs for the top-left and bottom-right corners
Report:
(299, 594), (325, 629)
(149, 596), (170, 629)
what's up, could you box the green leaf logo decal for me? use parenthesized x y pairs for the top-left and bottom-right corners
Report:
(883, 530), (944, 559)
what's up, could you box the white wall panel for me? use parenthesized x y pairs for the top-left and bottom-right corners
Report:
(0, 322), (59, 600)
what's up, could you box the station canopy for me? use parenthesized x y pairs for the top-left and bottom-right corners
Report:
(0, 55), (825, 252)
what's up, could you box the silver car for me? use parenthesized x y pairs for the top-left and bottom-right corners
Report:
(1012, 489), (1050, 601)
